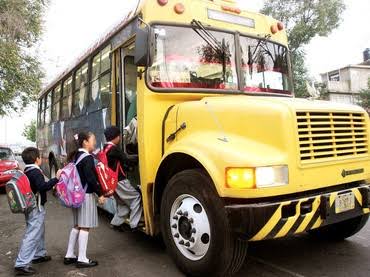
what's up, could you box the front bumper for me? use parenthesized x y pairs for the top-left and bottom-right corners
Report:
(226, 184), (370, 241)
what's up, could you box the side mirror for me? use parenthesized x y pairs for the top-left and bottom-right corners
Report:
(135, 26), (155, 67)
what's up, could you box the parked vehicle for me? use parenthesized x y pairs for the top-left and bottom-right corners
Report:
(0, 147), (19, 192)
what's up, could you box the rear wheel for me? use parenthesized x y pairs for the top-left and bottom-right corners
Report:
(309, 214), (369, 240)
(160, 169), (248, 277)
(49, 159), (58, 179)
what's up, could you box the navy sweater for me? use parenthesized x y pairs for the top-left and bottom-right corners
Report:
(24, 167), (58, 206)
(74, 151), (102, 196)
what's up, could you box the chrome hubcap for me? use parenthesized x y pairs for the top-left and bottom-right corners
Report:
(170, 194), (211, 261)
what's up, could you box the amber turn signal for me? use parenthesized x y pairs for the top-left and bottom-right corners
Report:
(226, 168), (255, 189)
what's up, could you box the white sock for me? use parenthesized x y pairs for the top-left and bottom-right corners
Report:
(78, 230), (89, 263)
(65, 228), (79, 258)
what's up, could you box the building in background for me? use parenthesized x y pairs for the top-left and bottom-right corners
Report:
(321, 48), (370, 105)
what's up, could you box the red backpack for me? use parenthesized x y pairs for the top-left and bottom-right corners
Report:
(95, 144), (125, 197)
(6, 170), (37, 214)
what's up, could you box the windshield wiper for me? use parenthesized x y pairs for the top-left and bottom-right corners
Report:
(191, 20), (229, 82)
(248, 34), (272, 66)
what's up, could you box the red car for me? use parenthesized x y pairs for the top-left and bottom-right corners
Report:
(0, 147), (19, 190)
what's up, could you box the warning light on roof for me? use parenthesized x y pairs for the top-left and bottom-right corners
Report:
(277, 22), (284, 31)
(174, 3), (185, 14)
(157, 0), (168, 6)
(221, 5), (241, 14)
(271, 24), (278, 34)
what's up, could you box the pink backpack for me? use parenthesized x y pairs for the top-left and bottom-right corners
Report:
(55, 153), (89, 208)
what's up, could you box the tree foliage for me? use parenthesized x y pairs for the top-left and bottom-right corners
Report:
(22, 119), (36, 142)
(261, 0), (345, 97)
(359, 78), (370, 112)
(0, 0), (46, 115)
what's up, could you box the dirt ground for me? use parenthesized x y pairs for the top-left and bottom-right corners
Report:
(1, 191), (370, 277)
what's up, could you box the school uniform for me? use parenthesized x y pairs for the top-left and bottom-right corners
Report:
(15, 165), (58, 268)
(64, 148), (102, 267)
(72, 149), (102, 228)
(105, 142), (142, 229)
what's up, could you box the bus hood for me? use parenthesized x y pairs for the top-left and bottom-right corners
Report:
(172, 95), (370, 198)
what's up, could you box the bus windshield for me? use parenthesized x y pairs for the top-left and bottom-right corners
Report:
(149, 25), (292, 95)
(149, 25), (238, 90)
(240, 36), (291, 95)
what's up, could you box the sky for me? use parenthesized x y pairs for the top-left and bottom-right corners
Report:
(1, 0), (369, 145)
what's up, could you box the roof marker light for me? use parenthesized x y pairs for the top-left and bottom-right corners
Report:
(271, 24), (278, 34)
(158, 0), (168, 6)
(277, 22), (284, 31)
(221, 5), (241, 14)
(174, 3), (185, 14)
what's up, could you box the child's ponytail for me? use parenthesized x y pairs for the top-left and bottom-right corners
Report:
(67, 131), (93, 162)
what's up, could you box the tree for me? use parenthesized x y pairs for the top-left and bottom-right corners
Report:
(358, 78), (370, 112)
(22, 120), (36, 142)
(0, 0), (46, 115)
(261, 0), (345, 97)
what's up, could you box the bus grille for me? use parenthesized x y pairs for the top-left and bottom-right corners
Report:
(296, 111), (368, 163)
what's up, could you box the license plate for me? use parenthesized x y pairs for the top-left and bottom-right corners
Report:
(335, 192), (355, 214)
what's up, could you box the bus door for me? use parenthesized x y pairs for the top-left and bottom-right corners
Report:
(119, 44), (140, 187)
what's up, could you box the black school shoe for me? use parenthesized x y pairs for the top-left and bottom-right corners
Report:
(14, 266), (36, 276)
(76, 260), (99, 268)
(32, 255), (52, 264)
(64, 257), (78, 265)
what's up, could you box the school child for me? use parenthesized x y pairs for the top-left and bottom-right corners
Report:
(104, 126), (143, 230)
(64, 131), (106, 268)
(15, 147), (61, 276)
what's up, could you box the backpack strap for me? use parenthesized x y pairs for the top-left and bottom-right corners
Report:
(104, 143), (114, 153)
(75, 152), (90, 166)
(23, 166), (42, 211)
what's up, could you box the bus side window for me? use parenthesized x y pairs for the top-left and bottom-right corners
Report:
(61, 76), (73, 119)
(124, 56), (137, 125)
(90, 45), (112, 125)
(73, 62), (88, 117)
(123, 56), (138, 155)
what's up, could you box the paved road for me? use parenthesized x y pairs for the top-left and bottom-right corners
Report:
(1, 193), (370, 277)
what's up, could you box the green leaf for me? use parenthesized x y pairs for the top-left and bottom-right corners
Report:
(0, 0), (46, 115)
(261, 0), (346, 97)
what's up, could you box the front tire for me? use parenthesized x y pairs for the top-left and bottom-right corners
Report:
(160, 169), (247, 277)
(309, 214), (369, 240)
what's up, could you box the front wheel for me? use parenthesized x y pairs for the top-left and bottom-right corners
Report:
(160, 169), (247, 277)
(309, 214), (369, 240)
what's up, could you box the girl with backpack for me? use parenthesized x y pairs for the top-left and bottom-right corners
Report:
(64, 131), (106, 268)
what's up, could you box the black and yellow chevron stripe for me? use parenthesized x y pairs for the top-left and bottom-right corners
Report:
(249, 187), (370, 241)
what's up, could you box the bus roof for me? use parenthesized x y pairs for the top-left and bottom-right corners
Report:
(39, 0), (287, 98)
(39, 11), (140, 98)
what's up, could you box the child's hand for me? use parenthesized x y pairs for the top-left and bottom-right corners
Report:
(98, 196), (106, 205)
(56, 169), (62, 179)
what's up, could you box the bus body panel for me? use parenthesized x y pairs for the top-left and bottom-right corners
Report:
(35, 0), (370, 252)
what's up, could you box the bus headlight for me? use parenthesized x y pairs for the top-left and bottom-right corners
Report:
(226, 166), (288, 189)
(255, 166), (288, 188)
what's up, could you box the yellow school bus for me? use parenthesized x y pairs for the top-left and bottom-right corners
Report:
(37, 0), (370, 276)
